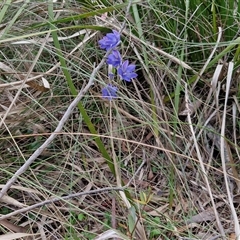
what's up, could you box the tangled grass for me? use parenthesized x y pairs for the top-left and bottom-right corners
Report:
(0, 1), (240, 239)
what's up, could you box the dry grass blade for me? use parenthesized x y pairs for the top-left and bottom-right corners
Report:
(0, 30), (51, 129)
(232, 99), (240, 162)
(220, 62), (240, 238)
(0, 233), (37, 240)
(11, 29), (89, 45)
(0, 219), (27, 234)
(184, 82), (225, 237)
(94, 229), (129, 240)
(0, 62), (45, 88)
(192, 27), (222, 89)
(0, 194), (26, 208)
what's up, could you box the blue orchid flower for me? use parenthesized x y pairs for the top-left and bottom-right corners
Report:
(117, 60), (138, 82)
(102, 84), (118, 100)
(98, 30), (120, 51)
(106, 50), (122, 67)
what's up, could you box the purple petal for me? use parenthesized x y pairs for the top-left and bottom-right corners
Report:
(117, 60), (138, 82)
(121, 60), (129, 71)
(126, 64), (136, 72)
(98, 30), (121, 51)
(102, 84), (118, 100)
(106, 50), (122, 67)
(112, 30), (120, 37)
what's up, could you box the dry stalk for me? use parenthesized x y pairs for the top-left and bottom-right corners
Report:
(192, 27), (222, 89)
(0, 186), (126, 221)
(184, 83), (225, 237)
(0, 155), (147, 221)
(221, 62), (240, 239)
(0, 50), (109, 199)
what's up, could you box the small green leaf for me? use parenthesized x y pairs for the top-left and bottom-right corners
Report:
(127, 206), (136, 234)
(139, 191), (147, 203)
(78, 213), (85, 221)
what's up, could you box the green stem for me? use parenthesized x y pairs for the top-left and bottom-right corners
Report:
(47, 2), (115, 176)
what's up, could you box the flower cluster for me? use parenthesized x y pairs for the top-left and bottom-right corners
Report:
(98, 30), (138, 100)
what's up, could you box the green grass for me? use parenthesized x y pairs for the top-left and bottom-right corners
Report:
(0, 0), (239, 239)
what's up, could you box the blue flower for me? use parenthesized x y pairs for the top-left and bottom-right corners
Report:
(98, 30), (120, 51)
(108, 72), (115, 80)
(117, 60), (138, 82)
(102, 84), (118, 100)
(106, 50), (122, 67)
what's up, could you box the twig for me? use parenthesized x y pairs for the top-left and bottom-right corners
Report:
(0, 47), (112, 200)
(0, 158), (147, 220)
(0, 0), (136, 203)
(0, 147), (147, 222)
(0, 186), (126, 220)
